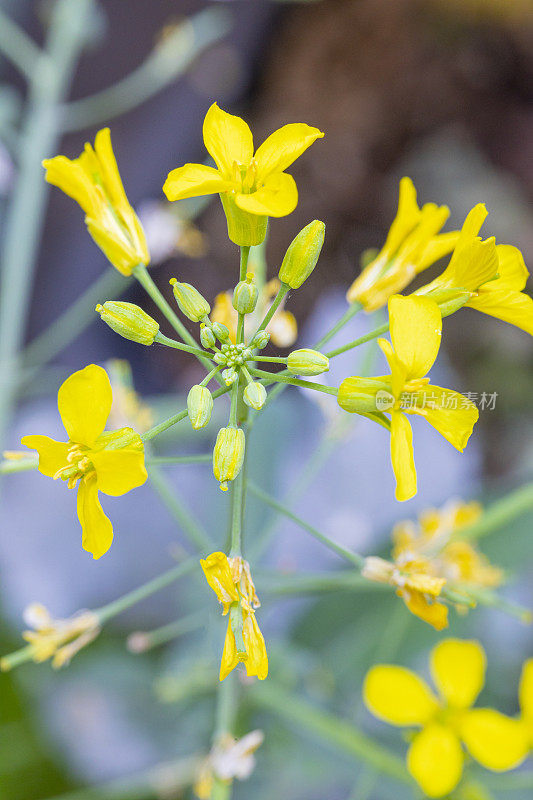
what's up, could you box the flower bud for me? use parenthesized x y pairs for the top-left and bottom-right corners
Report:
(244, 381), (267, 411)
(187, 385), (213, 430)
(250, 330), (270, 349)
(222, 367), (238, 386)
(169, 278), (210, 322)
(200, 323), (216, 349)
(212, 322), (230, 342)
(95, 301), (159, 345)
(278, 220), (325, 289)
(232, 273), (258, 314)
(337, 377), (393, 413)
(213, 427), (245, 491)
(287, 348), (329, 376)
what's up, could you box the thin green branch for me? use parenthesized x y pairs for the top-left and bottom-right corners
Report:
(155, 331), (213, 359)
(128, 611), (205, 652)
(249, 368), (338, 396)
(141, 384), (230, 442)
(252, 281), (289, 339)
(325, 321), (390, 359)
(453, 482), (533, 542)
(148, 465), (214, 552)
(314, 301), (363, 350)
(0, 8), (42, 80)
(0, 456), (38, 474)
(146, 454), (212, 466)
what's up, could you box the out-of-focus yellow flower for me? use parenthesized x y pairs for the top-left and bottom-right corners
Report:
(163, 102), (323, 246)
(338, 295), (478, 501)
(364, 639), (529, 798)
(43, 128), (149, 275)
(211, 278), (297, 348)
(194, 730), (264, 799)
(418, 204), (533, 335)
(519, 659), (533, 747)
(200, 552), (267, 681)
(22, 364), (147, 559)
(106, 359), (153, 434)
(346, 178), (458, 311)
(363, 499), (503, 630)
(0, 603), (101, 670)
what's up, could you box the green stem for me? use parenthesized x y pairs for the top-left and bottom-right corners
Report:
(247, 481), (364, 568)
(253, 356), (288, 364)
(96, 559), (197, 623)
(201, 366), (222, 386)
(0, 0), (95, 450)
(60, 8), (231, 131)
(128, 611), (205, 652)
(249, 682), (411, 785)
(250, 368), (337, 396)
(253, 281), (289, 337)
(142, 385), (230, 442)
(146, 454), (212, 466)
(148, 465), (213, 552)
(314, 301), (363, 350)
(229, 456), (245, 558)
(0, 457), (38, 475)
(325, 321), (390, 359)
(260, 571), (383, 597)
(236, 246), (250, 344)
(155, 331), (213, 359)
(453, 482), (533, 542)
(0, 8), (41, 79)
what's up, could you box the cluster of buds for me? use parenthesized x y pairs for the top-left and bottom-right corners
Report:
(94, 219), (327, 492)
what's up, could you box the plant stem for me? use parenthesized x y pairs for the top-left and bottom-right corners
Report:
(0, 0), (95, 450)
(148, 465), (214, 552)
(0, 8), (42, 79)
(253, 356), (288, 364)
(146, 454), (212, 466)
(314, 301), (363, 350)
(249, 368), (338, 396)
(128, 611), (205, 652)
(453, 482), (533, 542)
(248, 481), (364, 568)
(236, 246), (250, 344)
(253, 281), (289, 338)
(229, 455), (244, 558)
(201, 366), (221, 386)
(249, 682), (412, 785)
(325, 321), (390, 359)
(142, 385), (230, 442)
(155, 332), (213, 359)
(260, 571), (383, 597)
(96, 558), (197, 623)
(0, 457), (38, 475)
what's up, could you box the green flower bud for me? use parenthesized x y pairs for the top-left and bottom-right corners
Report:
(278, 220), (325, 289)
(95, 301), (159, 345)
(212, 322), (230, 342)
(287, 348), (329, 376)
(200, 323), (216, 349)
(222, 367), (238, 386)
(169, 278), (210, 322)
(251, 330), (270, 349)
(337, 377), (393, 414)
(213, 426), (245, 491)
(232, 273), (258, 314)
(243, 381), (267, 411)
(187, 385), (213, 430)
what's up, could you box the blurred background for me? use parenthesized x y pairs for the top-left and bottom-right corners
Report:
(0, 1), (532, 799)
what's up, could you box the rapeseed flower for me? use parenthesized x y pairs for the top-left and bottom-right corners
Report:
(364, 639), (529, 797)
(519, 659), (533, 747)
(417, 204), (533, 335)
(163, 103), (323, 246)
(43, 128), (149, 275)
(22, 364), (147, 559)
(338, 295), (478, 501)
(363, 499), (503, 629)
(194, 730), (264, 799)
(346, 177), (458, 311)
(201, 552), (267, 681)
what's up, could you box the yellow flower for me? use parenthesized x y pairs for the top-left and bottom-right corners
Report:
(417, 204), (533, 335)
(364, 639), (529, 798)
(163, 102), (323, 246)
(346, 177), (458, 311)
(519, 659), (533, 747)
(43, 128), (149, 275)
(200, 552), (267, 681)
(22, 364), (147, 559)
(338, 295), (479, 501)
(194, 730), (264, 799)
(211, 278), (297, 348)
(1, 603), (101, 670)
(106, 359), (153, 434)
(363, 499), (503, 629)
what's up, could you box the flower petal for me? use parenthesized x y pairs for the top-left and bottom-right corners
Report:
(57, 364), (112, 446)
(389, 295), (442, 380)
(93, 128), (130, 213)
(254, 123), (324, 182)
(381, 177), (421, 256)
(407, 724), (464, 798)
(203, 102), (254, 177)
(21, 435), (68, 477)
(77, 474), (113, 559)
(430, 639), (486, 709)
(494, 244), (529, 290)
(163, 163), (233, 201)
(418, 231), (460, 272)
(391, 411), (417, 501)
(417, 385), (478, 451)
(243, 613), (268, 680)
(235, 172), (298, 218)
(400, 589), (449, 631)
(461, 708), (529, 770)
(42, 155), (99, 217)
(91, 447), (147, 497)
(364, 665), (438, 726)
(200, 552), (239, 608)
(519, 658), (533, 721)
(468, 287), (533, 336)
(220, 618), (239, 681)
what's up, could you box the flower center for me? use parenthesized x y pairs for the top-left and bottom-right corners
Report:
(232, 160), (259, 194)
(53, 443), (95, 489)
